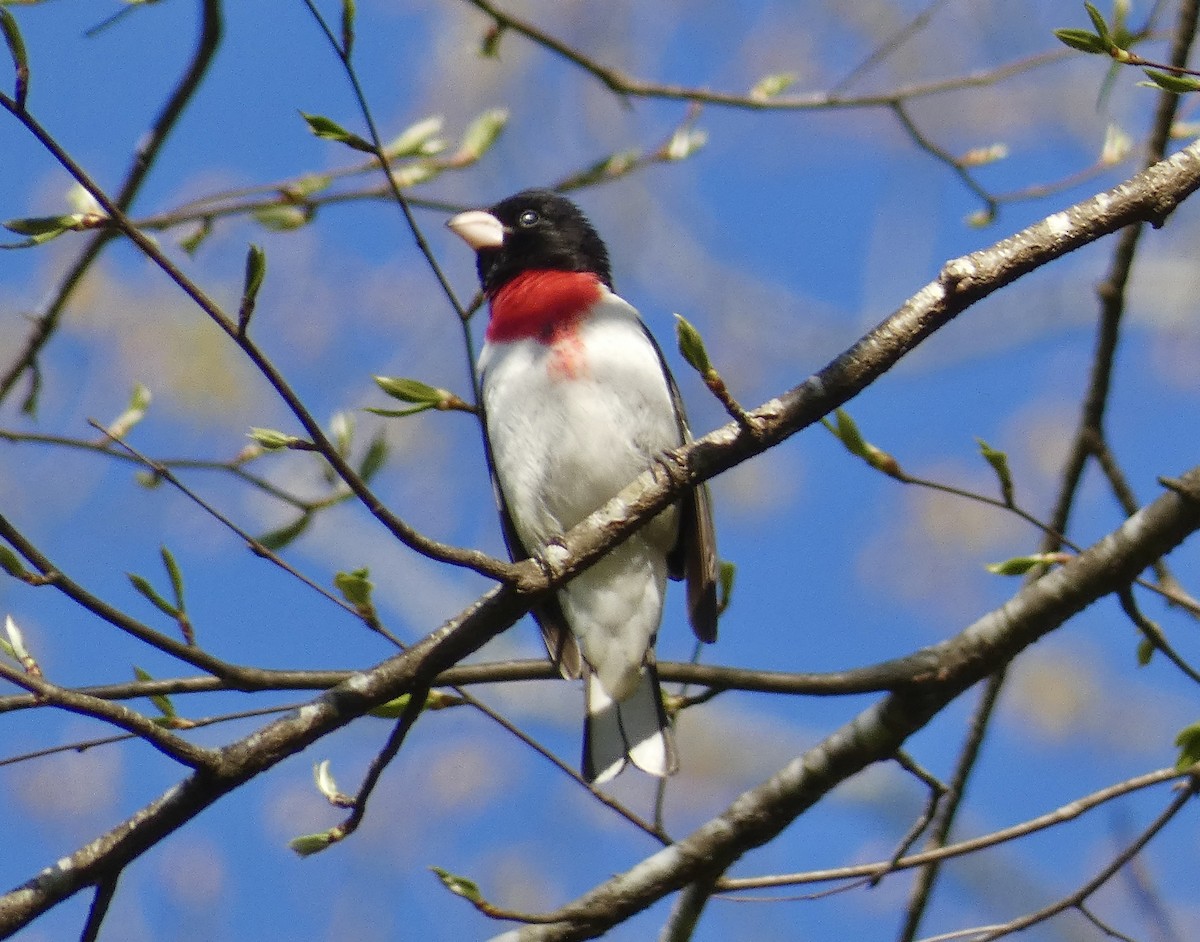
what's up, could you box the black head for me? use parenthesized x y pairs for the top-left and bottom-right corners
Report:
(473, 189), (612, 294)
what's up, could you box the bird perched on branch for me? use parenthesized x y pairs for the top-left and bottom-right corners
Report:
(448, 189), (719, 783)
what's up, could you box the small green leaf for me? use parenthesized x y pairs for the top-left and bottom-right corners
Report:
(133, 665), (177, 719)
(105, 382), (152, 439)
(358, 431), (388, 484)
(334, 567), (373, 609)
(313, 759), (351, 805)
(389, 161), (443, 189)
(314, 759), (337, 798)
(1142, 69), (1200, 94)
(750, 72), (796, 100)
(430, 866), (483, 904)
(160, 545), (185, 612)
(3, 214), (80, 236)
(299, 111), (374, 153)
(717, 560), (736, 615)
(835, 409), (870, 458)
(1136, 636), (1155, 666)
(821, 410), (902, 477)
(1100, 123), (1132, 165)
(329, 412), (354, 461)
(253, 204), (312, 231)
(0, 544), (26, 579)
(1, 210), (93, 248)
(958, 143), (1008, 168)
(1083, 2), (1111, 44)
(556, 150), (640, 190)
(985, 552), (1069, 576)
(20, 368), (38, 416)
(288, 173), (332, 198)
(299, 111), (351, 141)
(5, 614), (30, 662)
(374, 375), (445, 405)
(1112, 0), (1131, 32)
(289, 826), (345, 857)
(369, 693), (412, 719)
(454, 108), (508, 162)
(66, 183), (101, 216)
(674, 314), (712, 375)
(248, 427), (304, 450)
(340, 0), (355, 56)
(239, 243), (266, 333)
(822, 409), (868, 460)
(480, 21), (505, 57)
(663, 127), (707, 161)
(1053, 28), (1108, 54)
(364, 404), (434, 419)
(385, 115), (444, 158)
(256, 513), (312, 552)
(0, 6), (29, 108)
(130, 381), (150, 410)
(0, 228), (70, 250)
(178, 217), (212, 256)
(135, 470), (163, 489)
(128, 572), (178, 617)
(1174, 721), (1200, 770)
(976, 438), (1014, 505)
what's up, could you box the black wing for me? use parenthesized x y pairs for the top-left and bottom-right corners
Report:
(643, 325), (720, 645)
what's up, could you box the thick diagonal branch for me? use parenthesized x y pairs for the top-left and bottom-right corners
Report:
(491, 469), (1200, 941)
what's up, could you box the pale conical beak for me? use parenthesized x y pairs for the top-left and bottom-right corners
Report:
(446, 209), (505, 250)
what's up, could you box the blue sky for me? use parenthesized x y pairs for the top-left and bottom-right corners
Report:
(2, 2), (1200, 940)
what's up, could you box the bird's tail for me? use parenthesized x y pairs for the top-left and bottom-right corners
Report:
(582, 663), (678, 785)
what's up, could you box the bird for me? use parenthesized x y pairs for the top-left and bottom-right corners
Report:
(447, 189), (719, 784)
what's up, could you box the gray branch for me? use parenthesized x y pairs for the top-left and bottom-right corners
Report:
(490, 468), (1200, 941)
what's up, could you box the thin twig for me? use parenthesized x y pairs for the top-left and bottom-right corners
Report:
(716, 766), (1184, 891)
(898, 670), (1006, 941)
(1118, 587), (1200, 684)
(659, 873), (720, 942)
(334, 681), (433, 841)
(0, 89), (512, 581)
(966, 781), (1197, 941)
(874, 753), (947, 885)
(0, 0), (223, 407)
(830, 0), (952, 95)
(79, 875), (119, 942)
(0, 661), (215, 769)
(897, 2), (1200, 935)
(890, 101), (996, 218)
(89, 422), (401, 642)
(458, 0), (1072, 112)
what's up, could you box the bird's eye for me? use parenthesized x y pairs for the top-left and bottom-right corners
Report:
(517, 209), (539, 228)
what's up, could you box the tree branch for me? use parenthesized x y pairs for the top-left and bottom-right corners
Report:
(458, 0), (1072, 112)
(3, 138), (1200, 938)
(0, 0), (223, 407)
(486, 468), (1200, 941)
(0, 662), (214, 769)
(717, 767), (1186, 891)
(0, 90), (513, 581)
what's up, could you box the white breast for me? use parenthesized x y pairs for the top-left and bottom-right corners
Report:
(480, 290), (682, 697)
(480, 291), (682, 552)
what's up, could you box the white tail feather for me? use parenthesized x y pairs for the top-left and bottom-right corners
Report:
(584, 668), (676, 784)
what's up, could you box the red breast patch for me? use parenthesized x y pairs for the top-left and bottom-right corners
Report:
(486, 269), (603, 344)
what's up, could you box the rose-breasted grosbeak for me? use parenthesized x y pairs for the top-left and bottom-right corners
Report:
(448, 190), (718, 783)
